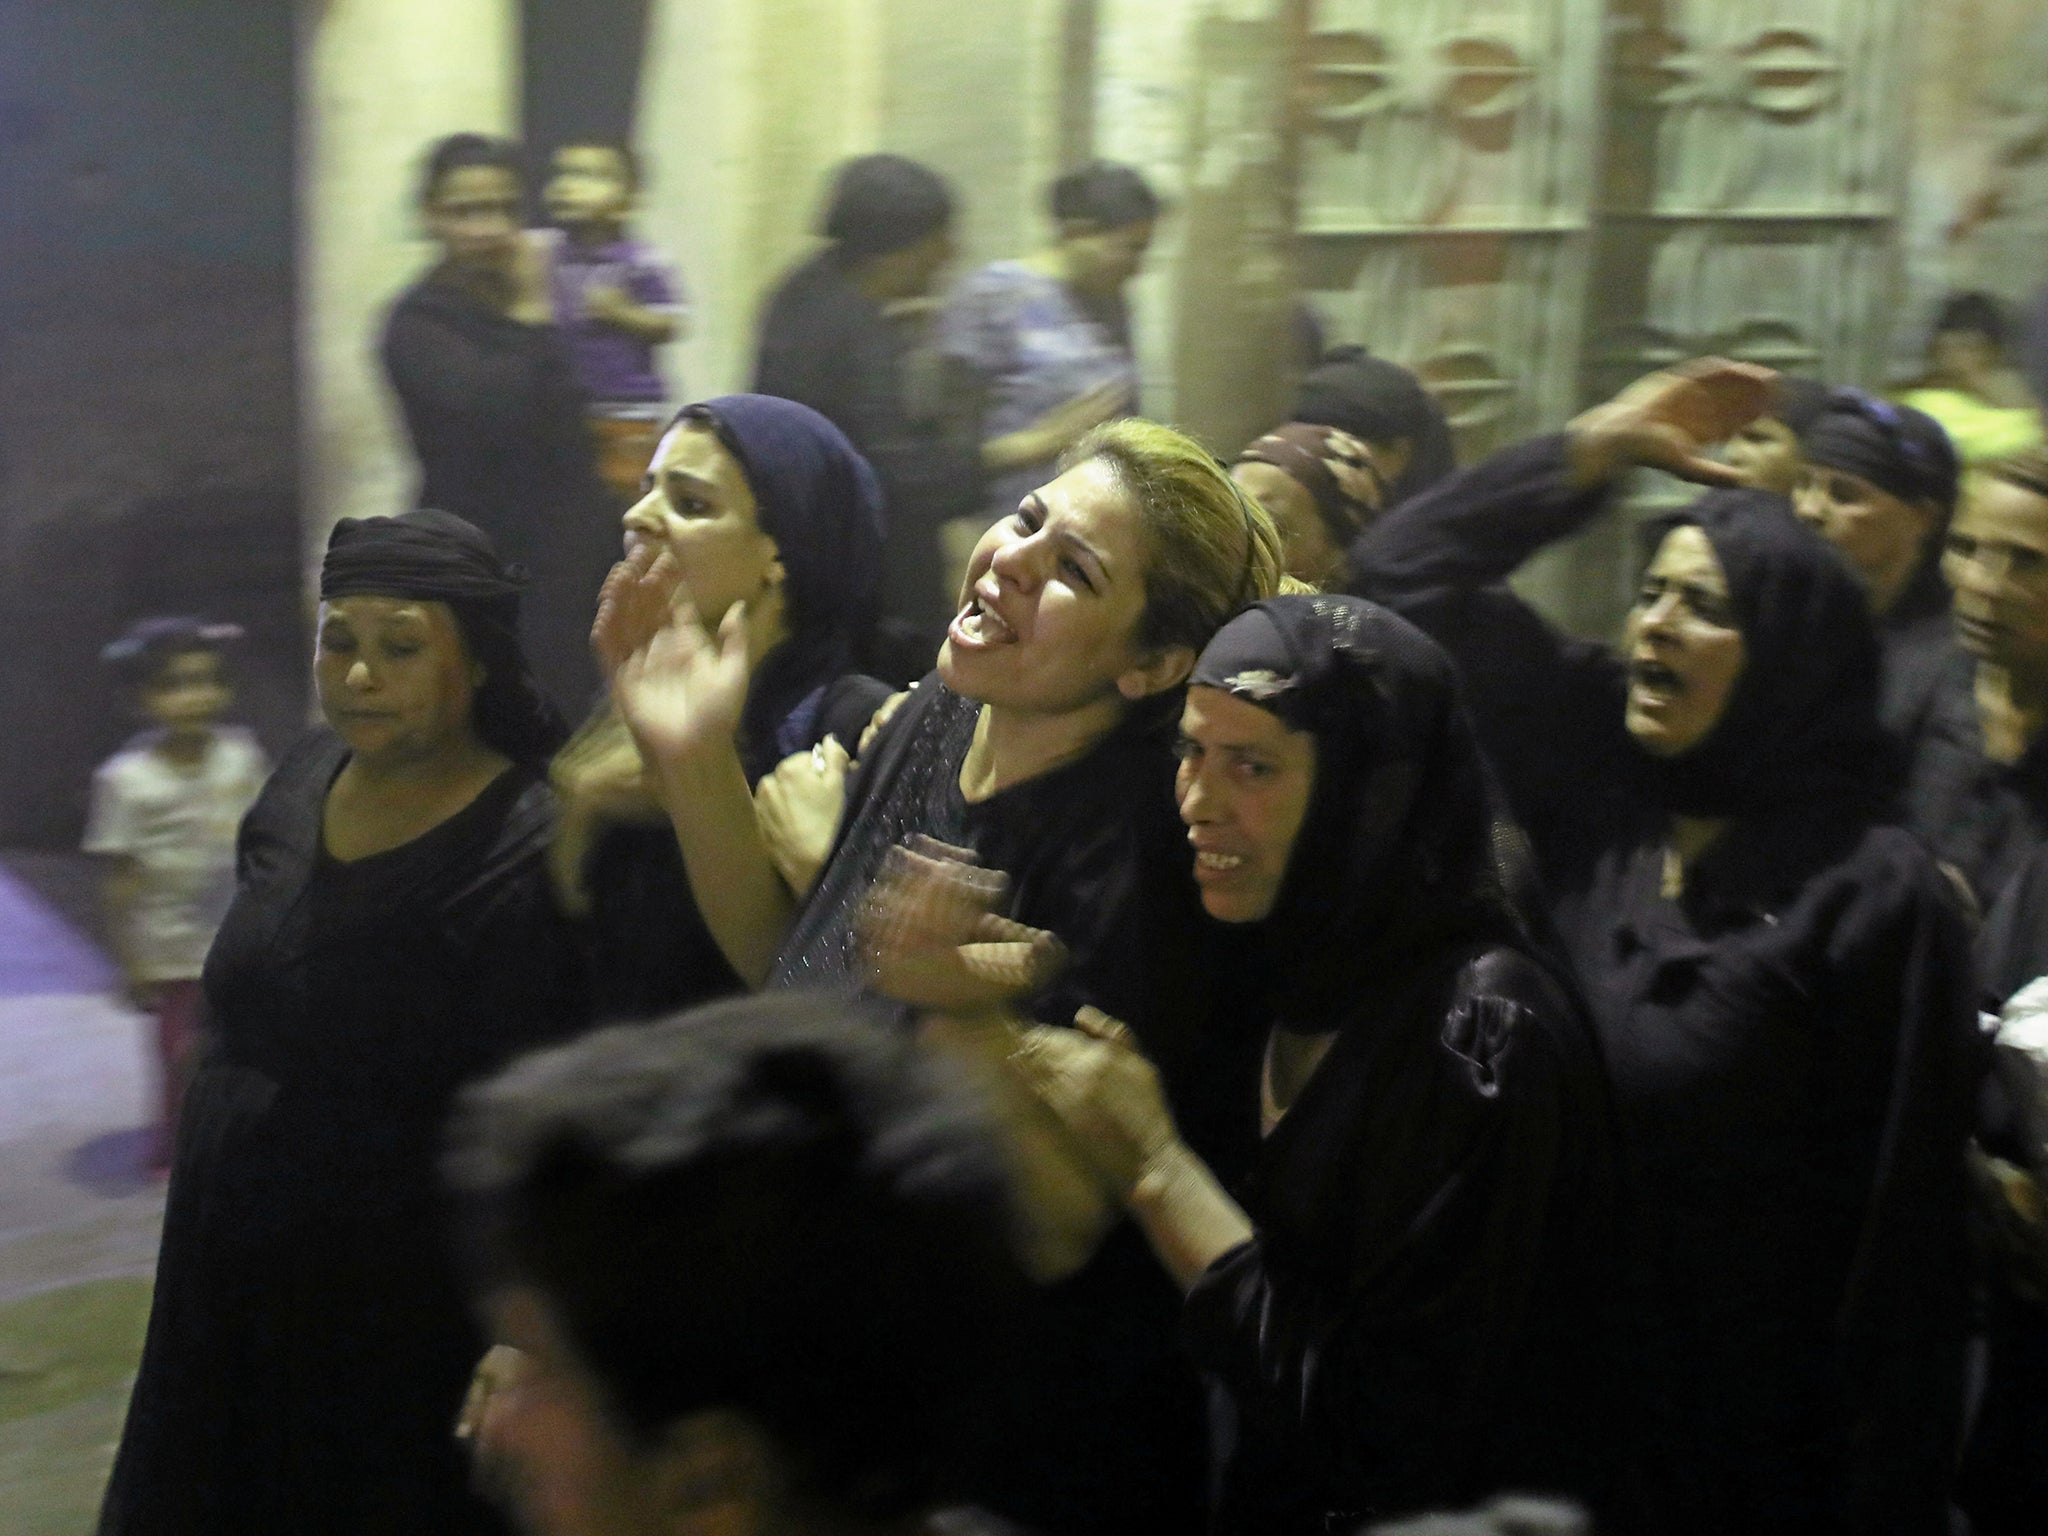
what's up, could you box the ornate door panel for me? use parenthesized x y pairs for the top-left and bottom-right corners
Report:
(1590, 0), (1910, 397)
(1293, 0), (1606, 459)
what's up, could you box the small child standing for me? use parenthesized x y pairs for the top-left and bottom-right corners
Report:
(541, 139), (689, 503)
(84, 618), (268, 1172)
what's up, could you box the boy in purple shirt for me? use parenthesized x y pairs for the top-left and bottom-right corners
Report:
(542, 140), (689, 501)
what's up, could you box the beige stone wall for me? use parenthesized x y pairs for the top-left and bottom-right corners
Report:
(295, 0), (522, 565)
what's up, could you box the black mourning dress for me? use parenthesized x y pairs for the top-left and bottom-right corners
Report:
(1172, 596), (1619, 1535)
(1350, 436), (1981, 1536)
(770, 678), (1252, 1536)
(99, 733), (588, 1536)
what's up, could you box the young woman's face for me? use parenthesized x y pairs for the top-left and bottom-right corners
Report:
(1231, 461), (1344, 588)
(1793, 463), (1934, 614)
(142, 649), (231, 735)
(425, 165), (523, 275)
(1175, 686), (1317, 924)
(622, 425), (782, 632)
(315, 598), (480, 763)
(1622, 525), (1748, 759)
(1945, 474), (2048, 682)
(1723, 417), (1804, 495)
(941, 457), (1173, 713)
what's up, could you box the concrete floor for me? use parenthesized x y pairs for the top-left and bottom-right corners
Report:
(0, 854), (163, 1534)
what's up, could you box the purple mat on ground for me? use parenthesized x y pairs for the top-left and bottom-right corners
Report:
(0, 866), (114, 997)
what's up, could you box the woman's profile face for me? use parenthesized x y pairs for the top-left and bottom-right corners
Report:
(315, 597), (480, 763)
(1231, 461), (1343, 587)
(1175, 686), (1317, 924)
(1793, 463), (1933, 612)
(1723, 417), (1804, 496)
(940, 457), (1165, 713)
(1622, 525), (1748, 759)
(622, 425), (782, 632)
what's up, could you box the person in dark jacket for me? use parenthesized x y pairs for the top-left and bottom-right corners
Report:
(755, 154), (982, 663)
(1012, 594), (1620, 1533)
(1348, 361), (1982, 1536)
(381, 133), (616, 715)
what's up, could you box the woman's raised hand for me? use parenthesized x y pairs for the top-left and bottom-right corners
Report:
(1568, 358), (1780, 488)
(595, 546), (753, 775)
(858, 835), (1067, 1013)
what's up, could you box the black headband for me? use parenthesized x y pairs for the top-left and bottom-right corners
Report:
(320, 508), (528, 604)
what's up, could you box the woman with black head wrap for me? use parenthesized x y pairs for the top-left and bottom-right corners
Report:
(552, 395), (893, 1024)
(755, 154), (982, 647)
(99, 509), (589, 1536)
(1348, 364), (1981, 1536)
(1291, 346), (1458, 508)
(1012, 594), (1620, 1532)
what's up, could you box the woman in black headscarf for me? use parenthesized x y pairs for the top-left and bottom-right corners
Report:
(1292, 346), (1458, 507)
(1792, 392), (1967, 844)
(1011, 594), (1619, 1532)
(100, 509), (588, 1536)
(552, 393), (893, 1023)
(1231, 423), (1386, 585)
(1348, 363), (1982, 1535)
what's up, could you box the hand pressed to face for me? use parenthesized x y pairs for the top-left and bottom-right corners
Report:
(595, 546), (753, 773)
(315, 597), (481, 765)
(1175, 687), (1317, 924)
(621, 424), (784, 639)
(941, 457), (1191, 713)
(1623, 525), (1748, 758)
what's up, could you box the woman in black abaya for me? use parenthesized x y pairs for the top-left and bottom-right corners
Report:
(1348, 363), (1982, 1535)
(100, 511), (588, 1536)
(1012, 594), (1619, 1533)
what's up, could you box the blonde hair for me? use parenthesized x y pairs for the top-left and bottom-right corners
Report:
(1064, 418), (1284, 654)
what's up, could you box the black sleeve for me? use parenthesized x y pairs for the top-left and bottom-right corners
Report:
(1815, 839), (1983, 1533)
(1347, 434), (1633, 870)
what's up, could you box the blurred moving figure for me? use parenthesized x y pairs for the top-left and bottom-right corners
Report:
(1290, 347), (1457, 510)
(1901, 293), (2046, 467)
(937, 161), (1160, 593)
(86, 617), (266, 1171)
(99, 511), (588, 1536)
(445, 993), (1029, 1536)
(1351, 362), (1980, 1536)
(382, 133), (615, 714)
(540, 138), (688, 506)
(755, 154), (981, 658)
(1720, 375), (1832, 496)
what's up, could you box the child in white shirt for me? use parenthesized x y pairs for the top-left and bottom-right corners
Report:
(85, 618), (268, 1171)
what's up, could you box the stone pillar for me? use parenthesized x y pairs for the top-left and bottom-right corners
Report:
(296, 0), (520, 576)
